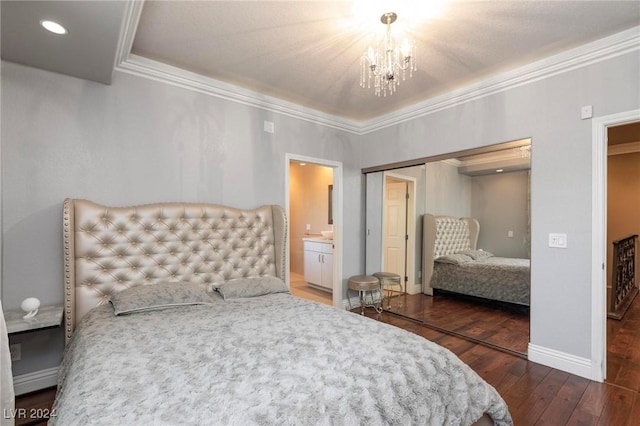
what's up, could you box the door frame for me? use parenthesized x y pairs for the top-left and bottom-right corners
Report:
(382, 171), (417, 294)
(591, 109), (640, 382)
(285, 153), (343, 308)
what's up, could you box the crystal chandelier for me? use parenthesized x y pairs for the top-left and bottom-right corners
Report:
(360, 12), (416, 97)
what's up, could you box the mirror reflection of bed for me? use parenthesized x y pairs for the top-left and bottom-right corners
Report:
(365, 139), (531, 357)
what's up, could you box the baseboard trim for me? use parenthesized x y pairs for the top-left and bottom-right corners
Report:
(13, 367), (58, 396)
(527, 343), (598, 381)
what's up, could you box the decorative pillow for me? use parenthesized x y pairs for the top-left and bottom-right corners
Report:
(213, 276), (289, 300)
(110, 282), (214, 315)
(435, 253), (473, 265)
(458, 249), (494, 260)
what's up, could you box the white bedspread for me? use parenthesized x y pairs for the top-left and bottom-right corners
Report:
(52, 293), (512, 425)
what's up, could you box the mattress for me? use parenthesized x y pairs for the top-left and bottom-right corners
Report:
(432, 256), (530, 306)
(52, 292), (512, 425)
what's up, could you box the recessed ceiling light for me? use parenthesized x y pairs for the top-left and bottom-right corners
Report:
(496, 169), (504, 173)
(299, 163), (306, 166)
(40, 20), (68, 35)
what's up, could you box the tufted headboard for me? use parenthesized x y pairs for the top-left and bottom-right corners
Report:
(62, 199), (287, 342)
(421, 214), (479, 295)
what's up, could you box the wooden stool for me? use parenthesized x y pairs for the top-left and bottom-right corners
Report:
(374, 272), (402, 309)
(348, 275), (382, 315)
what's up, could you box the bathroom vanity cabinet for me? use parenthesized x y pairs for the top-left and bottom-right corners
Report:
(303, 238), (333, 291)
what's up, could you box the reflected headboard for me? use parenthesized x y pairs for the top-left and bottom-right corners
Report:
(62, 199), (287, 342)
(422, 214), (479, 295)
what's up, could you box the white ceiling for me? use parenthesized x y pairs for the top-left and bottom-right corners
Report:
(1, 1), (128, 84)
(2, 1), (639, 122)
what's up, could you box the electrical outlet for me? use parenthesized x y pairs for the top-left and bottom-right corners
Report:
(9, 343), (21, 361)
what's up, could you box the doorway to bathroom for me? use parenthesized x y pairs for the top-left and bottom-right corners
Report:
(285, 154), (343, 308)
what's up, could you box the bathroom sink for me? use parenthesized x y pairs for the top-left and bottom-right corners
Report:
(320, 230), (333, 240)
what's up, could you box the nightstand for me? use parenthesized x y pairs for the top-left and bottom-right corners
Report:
(4, 304), (63, 418)
(4, 305), (64, 335)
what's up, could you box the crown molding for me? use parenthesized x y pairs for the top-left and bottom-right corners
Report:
(116, 55), (363, 134)
(113, 2), (639, 136)
(441, 159), (461, 167)
(114, 2), (361, 134)
(460, 146), (530, 167)
(441, 148), (531, 175)
(114, 0), (144, 69)
(358, 26), (640, 134)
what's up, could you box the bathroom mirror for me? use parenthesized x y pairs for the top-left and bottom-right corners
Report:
(364, 139), (531, 356)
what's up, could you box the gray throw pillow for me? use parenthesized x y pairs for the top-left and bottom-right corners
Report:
(435, 253), (473, 265)
(457, 249), (494, 260)
(110, 282), (214, 315)
(213, 276), (289, 300)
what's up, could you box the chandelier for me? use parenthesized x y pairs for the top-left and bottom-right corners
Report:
(360, 12), (416, 97)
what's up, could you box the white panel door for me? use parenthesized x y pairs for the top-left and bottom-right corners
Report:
(383, 181), (407, 278)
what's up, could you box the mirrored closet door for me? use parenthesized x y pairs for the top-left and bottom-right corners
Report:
(364, 139), (532, 357)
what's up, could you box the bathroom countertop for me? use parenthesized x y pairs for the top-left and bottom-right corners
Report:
(302, 237), (333, 243)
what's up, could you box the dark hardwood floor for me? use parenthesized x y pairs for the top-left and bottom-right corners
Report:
(607, 293), (640, 392)
(360, 293), (640, 425)
(15, 295), (640, 425)
(13, 386), (56, 425)
(384, 291), (530, 355)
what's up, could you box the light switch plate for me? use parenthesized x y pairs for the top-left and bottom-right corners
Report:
(581, 105), (593, 120)
(549, 233), (568, 248)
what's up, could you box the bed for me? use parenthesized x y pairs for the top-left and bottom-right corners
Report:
(422, 214), (530, 306)
(52, 199), (512, 425)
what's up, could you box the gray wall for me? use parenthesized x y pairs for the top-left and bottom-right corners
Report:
(356, 51), (640, 362)
(2, 44), (639, 378)
(425, 161), (471, 217)
(471, 170), (530, 258)
(0, 61), (361, 374)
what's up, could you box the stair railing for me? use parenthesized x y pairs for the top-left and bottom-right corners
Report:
(608, 234), (638, 320)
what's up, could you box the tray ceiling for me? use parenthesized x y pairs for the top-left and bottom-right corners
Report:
(2, 1), (639, 122)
